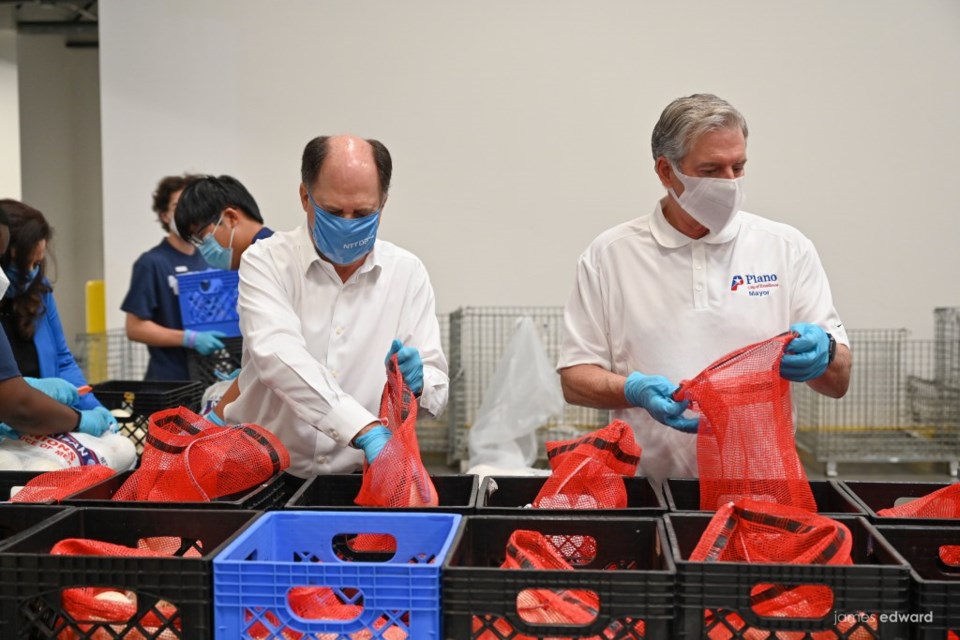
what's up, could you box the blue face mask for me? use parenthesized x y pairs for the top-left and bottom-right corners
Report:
(308, 194), (381, 265)
(2, 264), (40, 297)
(197, 215), (235, 270)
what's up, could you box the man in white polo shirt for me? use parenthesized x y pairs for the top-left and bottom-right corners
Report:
(558, 94), (851, 485)
(224, 135), (448, 478)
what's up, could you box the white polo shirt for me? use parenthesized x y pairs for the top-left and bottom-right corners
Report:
(559, 202), (848, 485)
(225, 224), (448, 478)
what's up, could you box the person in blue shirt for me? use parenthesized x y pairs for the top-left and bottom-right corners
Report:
(174, 174), (273, 269)
(0, 199), (110, 413)
(174, 174), (273, 420)
(0, 207), (115, 439)
(122, 174), (225, 381)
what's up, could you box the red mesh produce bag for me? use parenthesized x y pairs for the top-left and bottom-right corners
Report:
(248, 587), (408, 640)
(676, 333), (816, 512)
(533, 420), (641, 510)
(355, 355), (438, 511)
(113, 407), (288, 502)
(50, 538), (181, 640)
(691, 499), (879, 639)
(877, 483), (960, 519)
(472, 529), (645, 640)
(10, 465), (115, 503)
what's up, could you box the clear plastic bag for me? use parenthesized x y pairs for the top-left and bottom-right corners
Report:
(468, 316), (564, 471)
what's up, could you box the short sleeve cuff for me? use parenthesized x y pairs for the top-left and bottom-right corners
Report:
(323, 395), (379, 445)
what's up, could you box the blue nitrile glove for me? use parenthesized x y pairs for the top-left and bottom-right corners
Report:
(781, 323), (831, 382)
(77, 406), (119, 437)
(183, 329), (226, 356)
(214, 367), (241, 382)
(624, 372), (700, 433)
(24, 377), (80, 407)
(354, 424), (392, 464)
(0, 422), (20, 440)
(385, 339), (424, 395)
(205, 411), (227, 426)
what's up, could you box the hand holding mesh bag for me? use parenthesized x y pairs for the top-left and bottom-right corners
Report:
(355, 353), (438, 509)
(675, 333), (816, 512)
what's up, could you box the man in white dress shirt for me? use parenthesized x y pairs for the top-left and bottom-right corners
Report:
(558, 94), (852, 486)
(225, 135), (448, 478)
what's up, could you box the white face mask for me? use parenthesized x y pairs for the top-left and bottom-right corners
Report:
(0, 268), (8, 299)
(668, 163), (745, 236)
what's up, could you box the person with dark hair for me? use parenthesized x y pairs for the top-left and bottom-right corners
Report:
(0, 207), (116, 440)
(216, 135), (448, 478)
(558, 94), (851, 487)
(0, 199), (112, 415)
(174, 174), (273, 271)
(122, 174), (225, 381)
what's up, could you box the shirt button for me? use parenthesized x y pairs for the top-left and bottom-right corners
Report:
(317, 456), (328, 464)
(331, 369), (339, 378)
(336, 327), (344, 336)
(695, 264), (703, 270)
(696, 284), (703, 291)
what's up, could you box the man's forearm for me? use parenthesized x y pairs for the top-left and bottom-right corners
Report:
(806, 344), (852, 399)
(559, 364), (632, 410)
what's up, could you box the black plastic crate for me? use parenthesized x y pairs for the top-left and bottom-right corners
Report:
(874, 524), (960, 639)
(665, 513), (911, 639)
(664, 478), (866, 516)
(840, 480), (960, 526)
(285, 473), (477, 514)
(92, 379), (204, 454)
(187, 336), (243, 389)
(0, 505), (71, 549)
(64, 470), (304, 510)
(0, 507), (259, 639)
(477, 474), (666, 516)
(443, 515), (675, 639)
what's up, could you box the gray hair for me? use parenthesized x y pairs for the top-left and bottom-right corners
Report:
(651, 94), (748, 165)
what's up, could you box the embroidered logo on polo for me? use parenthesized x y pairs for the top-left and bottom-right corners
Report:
(730, 272), (779, 297)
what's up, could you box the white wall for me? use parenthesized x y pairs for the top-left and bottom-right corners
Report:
(100, 0), (960, 338)
(18, 35), (102, 347)
(0, 8), (20, 199)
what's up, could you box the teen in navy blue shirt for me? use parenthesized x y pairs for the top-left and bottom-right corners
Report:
(174, 174), (273, 270)
(122, 175), (222, 381)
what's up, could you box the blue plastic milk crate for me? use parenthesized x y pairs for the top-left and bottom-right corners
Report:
(213, 511), (462, 639)
(177, 268), (241, 337)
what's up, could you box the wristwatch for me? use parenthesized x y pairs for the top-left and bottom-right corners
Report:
(827, 333), (837, 365)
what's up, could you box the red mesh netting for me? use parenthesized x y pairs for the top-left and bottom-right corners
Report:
(246, 588), (408, 640)
(940, 545), (960, 566)
(355, 355), (438, 512)
(472, 529), (645, 640)
(113, 407), (288, 502)
(676, 333), (816, 512)
(876, 483), (960, 519)
(533, 420), (640, 510)
(50, 538), (181, 640)
(9, 465), (115, 503)
(691, 499), (878, 639)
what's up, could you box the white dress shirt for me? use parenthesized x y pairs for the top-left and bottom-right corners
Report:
(225, 224), (448, 478)
(559, 203), (848, 486)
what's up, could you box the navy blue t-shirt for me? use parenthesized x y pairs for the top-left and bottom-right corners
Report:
(121, 239), (209, 381)
(253, 226), (274, 243)
(0, 329), (21, 382)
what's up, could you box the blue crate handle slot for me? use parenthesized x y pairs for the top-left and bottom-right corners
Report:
(199, 278), (224, 295)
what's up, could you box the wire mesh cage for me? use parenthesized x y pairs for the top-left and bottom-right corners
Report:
(446, 306), (610, 467)
(795, 317), (960, 477)
(415, 312), (450, 454)
(74, 328), (149, 383)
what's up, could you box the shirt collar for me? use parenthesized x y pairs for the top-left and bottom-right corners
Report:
(297, 223), (383, 278)
(649, 201), (742, 248)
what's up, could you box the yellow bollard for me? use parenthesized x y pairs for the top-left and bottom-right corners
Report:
(85, 280), (107, 383)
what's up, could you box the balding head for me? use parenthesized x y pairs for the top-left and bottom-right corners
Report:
(301, 135), (393, 202)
